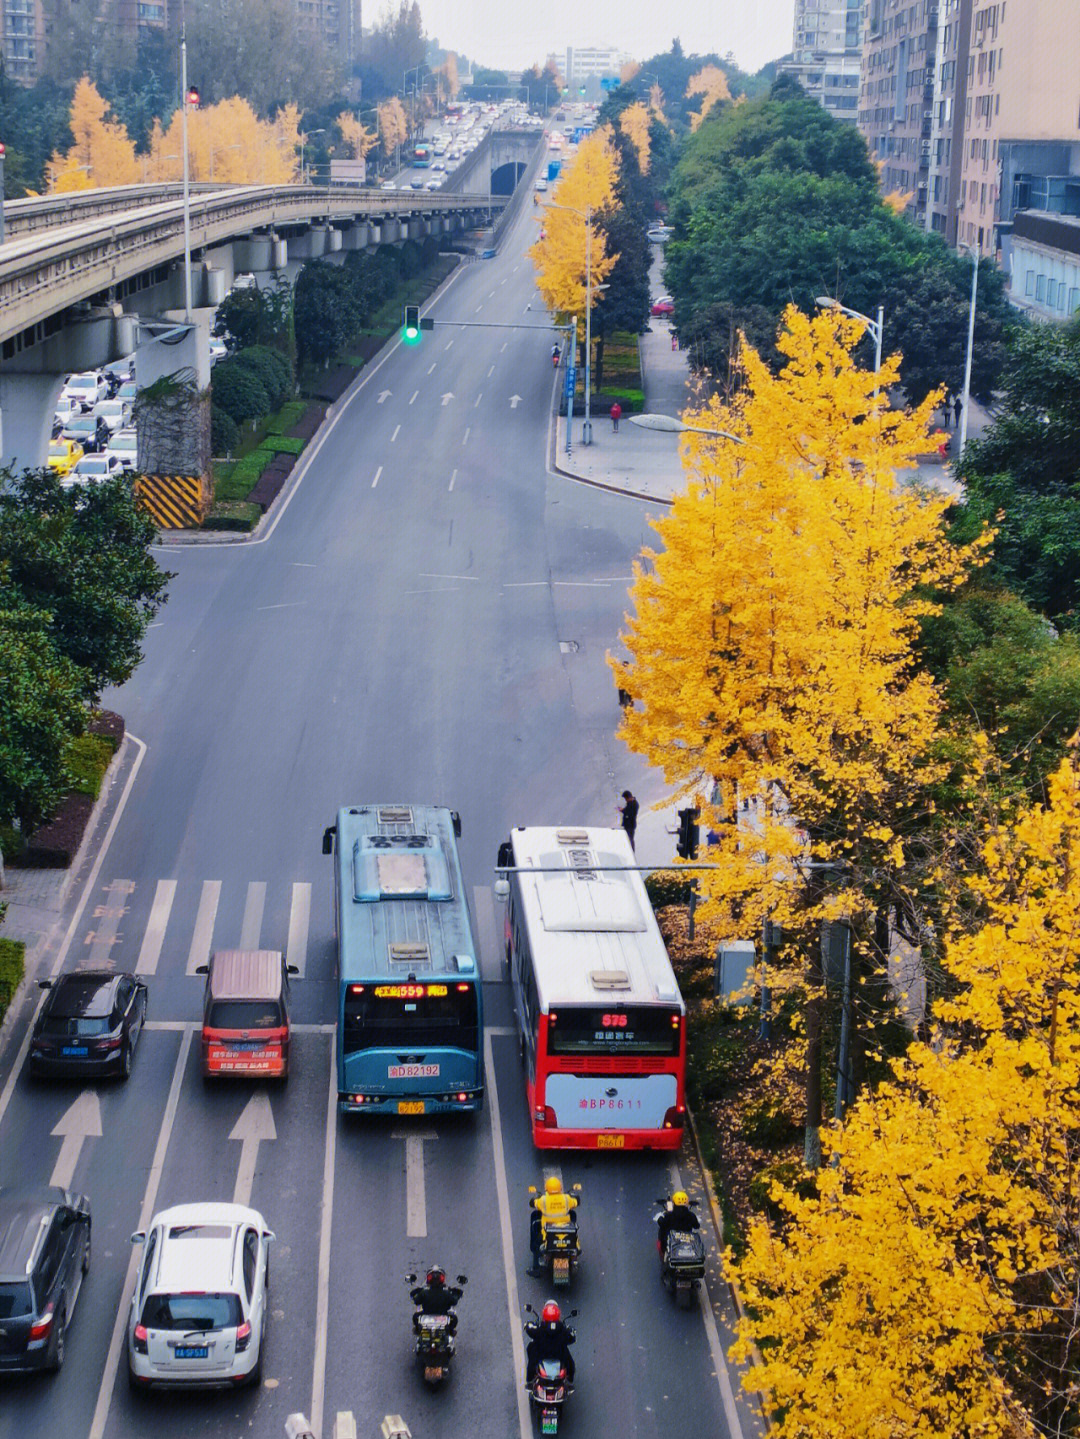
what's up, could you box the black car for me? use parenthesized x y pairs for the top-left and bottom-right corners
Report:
(0, 1186), (91, 1373)
(30, 970), (147, 1079)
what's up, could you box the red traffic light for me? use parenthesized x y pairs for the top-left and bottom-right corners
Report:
(0, 143), (6, 157)
(186, 86), (200, 108)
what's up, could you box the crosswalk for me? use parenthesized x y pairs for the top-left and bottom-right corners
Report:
(70, 876), (318, 978)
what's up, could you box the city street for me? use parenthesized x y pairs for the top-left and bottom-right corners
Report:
(0, 195), (753, 1439)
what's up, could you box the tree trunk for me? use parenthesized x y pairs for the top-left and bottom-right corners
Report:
(594, 334), (605, 394)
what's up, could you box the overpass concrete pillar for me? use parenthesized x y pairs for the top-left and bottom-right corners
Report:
(340, 222), (372, 251)
(233, 234), (287, 272)
(380, 218), (402, 243)
(0, 373), (64, 472)
(291, 225), (333, 259)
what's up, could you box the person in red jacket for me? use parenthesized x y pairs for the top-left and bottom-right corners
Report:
(610, 401), (622, 432)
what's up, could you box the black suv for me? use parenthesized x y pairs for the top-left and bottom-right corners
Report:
(0, 1186), (91, 1373)
(30, 970), (147, 1079)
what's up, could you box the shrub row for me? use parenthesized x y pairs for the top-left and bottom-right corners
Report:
(0, 939), (25, 1025)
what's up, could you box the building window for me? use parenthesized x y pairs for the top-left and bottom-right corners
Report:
(1035, 274), (1047, 303)
(1070, 288), (1080, 314)
(1024, 270), (1034, 296)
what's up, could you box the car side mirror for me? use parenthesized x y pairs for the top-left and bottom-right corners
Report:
(262, 1230), (276, 1243)
(287, 965), (299, 976)
(572, 1184), (581, 1193)
(322, 825), (336, 855)
(405, 1272), (417, 1284)
(37, 979), (53, 990)
(451, 810), (462, 838)
(131, 1231), (146, 1244)
(456, 1275), (468, 1285)
(568, 1309), (579, 1319)
(195, 964), (209, 975)
(527, 1185), (537, 1196)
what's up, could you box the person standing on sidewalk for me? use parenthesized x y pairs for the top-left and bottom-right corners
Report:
(953, 393), (963, 427)
(618, 790), (639, 850)
(610, 401), (622, 432)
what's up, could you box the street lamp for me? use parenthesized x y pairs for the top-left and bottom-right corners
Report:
(957, 235), (980, 459)
(547, 199), (604, 444)
(299, 128), (326, 184)
(630, 413), (745, 443)
(816, 294), (884, 398)
(180, 48), (197, 320)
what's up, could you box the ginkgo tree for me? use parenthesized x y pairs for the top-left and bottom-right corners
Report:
(47, 78), (138, 190)
(611, 308), (988, 1157)
(618, 101), (650, 174)
(732, 751), (1080, 1439)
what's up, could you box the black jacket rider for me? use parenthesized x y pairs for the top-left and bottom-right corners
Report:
(657, 1202), (700, 1251)
(411, 1279), (463, 1336)
(525, 1318), (576, 1384)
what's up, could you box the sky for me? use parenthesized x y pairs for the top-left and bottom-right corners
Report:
(417, 0), (797, 78)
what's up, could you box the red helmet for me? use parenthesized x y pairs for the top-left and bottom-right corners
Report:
(541, 1300), (561, 1324)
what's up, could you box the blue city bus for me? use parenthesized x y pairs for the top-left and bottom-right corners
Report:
(321, 804), (484, 1115)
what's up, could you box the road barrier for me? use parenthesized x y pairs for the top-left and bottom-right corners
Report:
(134, 472), (207, 529)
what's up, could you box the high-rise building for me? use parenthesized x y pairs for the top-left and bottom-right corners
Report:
(563, 45), (631, 89)
(782, 0), (863, 124)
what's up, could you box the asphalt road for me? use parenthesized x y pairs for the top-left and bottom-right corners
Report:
(0, 193), (756, 1439)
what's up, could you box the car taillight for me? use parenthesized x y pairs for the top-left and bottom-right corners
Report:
(663, 1105), (686, 1129)
(29, 1304), (55, 1342)
(235, 1320), (251, 1352)
(133, 1323), (149, 1354)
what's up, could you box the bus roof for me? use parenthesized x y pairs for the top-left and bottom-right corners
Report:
(507, 826), (684, 1012)
(335, 805), (478, 983)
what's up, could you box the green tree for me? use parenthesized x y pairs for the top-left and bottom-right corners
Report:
(293, 260), (362, 365)
(0, 609), (87, 830)
(0, 470), (169, 706)
(215, 278), (293, 355)
(235, 346), (294, 408)
(210, 360), (271, 423)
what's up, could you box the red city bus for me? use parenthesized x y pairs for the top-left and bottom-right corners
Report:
(496, 826), (687, 1150)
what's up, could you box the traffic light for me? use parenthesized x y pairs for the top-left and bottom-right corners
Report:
(676, 807), (699, 860)
(403, 305), (421, 342)
(186, 85), (200, 109)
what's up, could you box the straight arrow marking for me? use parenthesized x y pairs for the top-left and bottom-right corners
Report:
(442, 392), (455, 406)
(509, 395), (522, 408)
(230, 1093), (277, 1208)
(392, 1129), (438, 1237)
(377, 390), (392, 403)
(50, 1090), (102, 1190)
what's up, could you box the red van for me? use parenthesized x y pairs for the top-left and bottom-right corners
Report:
(197, 950), (297, 1079)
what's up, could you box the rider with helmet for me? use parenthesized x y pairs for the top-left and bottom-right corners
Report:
(528, 1175), (580, 1277)
(409, 1266), (464, 1336)
(525, 1299), (576, 1385)
(657, 1190), (700, 1251)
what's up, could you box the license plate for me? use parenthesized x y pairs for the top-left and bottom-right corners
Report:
(62, 1046), (88, 1056)
(397, 1100), (425, 1115)
(597, 1134), (625, 1149)
(542, 1415), (558, 1434)
(175, 1346), (208, 1359)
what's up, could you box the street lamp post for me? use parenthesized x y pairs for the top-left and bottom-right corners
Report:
(300, 128), (326, 184)
(630, 413), (745, 443)
(816, 294), (884, 398)
(958, 235), (980, 459)
(180, 35), (194, 320)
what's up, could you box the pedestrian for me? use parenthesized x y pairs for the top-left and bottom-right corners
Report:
(610, 401), (622, 432)
(953, 393), (963, 427)
(671, 331), (679, 352)
(617, 790), (639, 850)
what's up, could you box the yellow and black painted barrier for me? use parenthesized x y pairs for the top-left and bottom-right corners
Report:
(134, 473), (209, 529)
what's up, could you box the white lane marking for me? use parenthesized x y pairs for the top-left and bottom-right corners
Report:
(393, 1130), (438, 1236)
(489, 290), (496, 298)
(391, 424), (401, 441)
(487, 364), (495, 377)
(500, 277), (507, 285)
(427, 362), (437, 374)
(185, 880), (221, 974)
(335, 1415), (358, 1439)
(136, 879), (176, 975)
(404, 588), (458, 595)
(88, 1026), (192, 1439)
(445, 339), (454, 350)
(310, 1030), (338, 1439)
(287, 882), (311, 977)
(503, 581), (549, 587)
(668, 1158), (748, 1439)
(476, 303), (484, 313)
(144, 1021), (195, 1032)
(485, 1031), (532, 1439)
(230, 1092), (277, 1207)
(441, 391), (455, 407)
(474, 392), (482, 407)
(449, 469), (457, 492)
(552, 580), (611, 588)
(85, 878), (133, 968)
(147, 621), (163, 628)
(409, 390), (419, 404)
(291, 562), (317, 567)
(462, 427), (470, 445)
(239, 881), (266, 950)
(50, 1091), (102, 1190)
(512, 264), (519, 273)
(501, 341), (508, 351)
(471, 883), (500, 982)
(372, 465), (383, 489)
(418, 572), (480, 581)
(257, 602), (305, 610)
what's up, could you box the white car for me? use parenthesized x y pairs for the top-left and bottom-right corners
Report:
(105, 429), (139, 472)
(91, 398), (132, 434)
(128, 1203), (273, 1390)
(209, 336), (227, 364)
(65, 453), (127, 486)
(62, 372), (108, 409)
(53, 394), (85, 429)
(115, 379), (137, 404)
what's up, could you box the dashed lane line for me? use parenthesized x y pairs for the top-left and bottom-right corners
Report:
(135, 880), (176, 976)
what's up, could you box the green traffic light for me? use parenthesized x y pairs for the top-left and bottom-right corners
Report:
(403, 305), (421, 343)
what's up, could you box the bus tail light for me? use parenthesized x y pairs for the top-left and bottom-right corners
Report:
(535, 1105), (556, 1127)
(663, 1105), (686, 1130)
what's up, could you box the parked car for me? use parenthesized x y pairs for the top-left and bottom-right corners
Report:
(30, 970), (147, 1077)
(647, 225), (674, 243)
(47, 438), (84, 477)
(91, 398), (132, 434)
(61, 372), (108, 409)
(209, 336), (227, 364)
(105, 429), (139, 472)
(53, 395), (85, 432)
(61, 414), (110, 453)
(128, 1203), (273, 1389)
(650, 295), (675, 316)
(65, 453), (128, 486)
(0, 1185), (91, 1373)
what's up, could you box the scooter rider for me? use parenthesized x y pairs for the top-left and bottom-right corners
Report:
(410, 1266), (464, 1336)
(657, 1190), (699, 1251)
(528, 1175), (580, 1276)
(525, 1300), (576, 1385)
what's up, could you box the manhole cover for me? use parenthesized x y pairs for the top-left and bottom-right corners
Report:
(559, 640), (580, 654)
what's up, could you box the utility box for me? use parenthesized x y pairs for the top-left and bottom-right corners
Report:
(547, 160), (562, 181)
(714, 940), (755, 1005)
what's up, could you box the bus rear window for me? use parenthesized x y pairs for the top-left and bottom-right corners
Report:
(343, 983), (478, 1053)
(546, 1006), (681, 1056)
(207, 1000), (283, 1031)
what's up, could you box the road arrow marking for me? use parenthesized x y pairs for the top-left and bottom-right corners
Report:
(441, 392), (455, 406)
(391, 1129), (438, 1237)
(50, 1090), (102, 1190)
(509, 394), (522, 408)
(230, 1092), (277, 1208)
(377, 390), (392, 403)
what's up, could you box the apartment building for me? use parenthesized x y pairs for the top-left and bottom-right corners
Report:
(562, 45), (632, 89)
(0, 0), (168, 86)
(954, 0), (1002, 251)
(782, 0), (863, 123)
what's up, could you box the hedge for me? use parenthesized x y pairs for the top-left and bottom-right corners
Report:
(0, 939), (25, 1024)
(211, 406), (240, 456)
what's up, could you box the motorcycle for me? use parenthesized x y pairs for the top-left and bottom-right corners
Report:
(524, 1303), (577, 1434)
(528, 1183), (582, 1288)
(405, 1272), (467, 1386)
(654, 1198), (705, 1309)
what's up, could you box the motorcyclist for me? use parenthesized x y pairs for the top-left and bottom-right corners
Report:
(525, 1300), (576, 1386)
(656, 1190), (700, 1252)
(528, 1175), (580, 1277)
(409, 1266), (463, 1336)
(551, 344), (560, 368)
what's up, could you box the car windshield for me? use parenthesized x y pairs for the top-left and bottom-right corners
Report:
(111, 436), (136, 451)
(48, 442), (66, 455)
(207, 999), (283, 1030)
(68, 419), (94, 432)
(76, 461), (107, 474)
(140, 1292), (242, 1331)
(0, 1281), (33, 1319)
